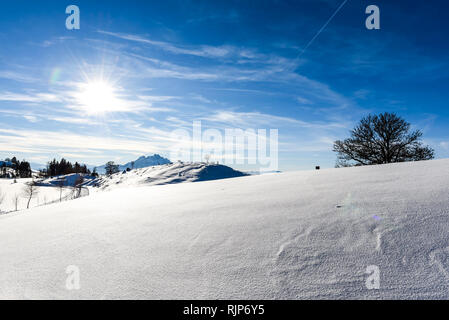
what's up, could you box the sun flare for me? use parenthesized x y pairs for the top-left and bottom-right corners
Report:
(76, 80), (119, 115)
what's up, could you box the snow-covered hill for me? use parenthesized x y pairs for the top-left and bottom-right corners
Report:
(89, 162), (247, 191)
(0, 163), (245, 213)
(36, 173), (97, 188)
(94, 154), (171, 174)
(1, 159), (449, 299)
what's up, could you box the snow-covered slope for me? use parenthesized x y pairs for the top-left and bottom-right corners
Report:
(0, 178), (74, 213)
(1, 159), (449, 299)
(37, 173), (96, 187)
(89, 162), (247, 191)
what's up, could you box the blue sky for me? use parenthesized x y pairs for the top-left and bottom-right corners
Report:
(0, 0), (448, 171)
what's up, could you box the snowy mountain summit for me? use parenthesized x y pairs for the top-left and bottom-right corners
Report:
(95, 154), (171, 174)
(121, 154), (171, 171)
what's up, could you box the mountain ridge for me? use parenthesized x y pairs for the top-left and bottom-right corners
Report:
(94, 154), (171, 174)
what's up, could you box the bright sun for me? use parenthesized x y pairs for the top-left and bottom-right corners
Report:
(76, 81), (119, 115)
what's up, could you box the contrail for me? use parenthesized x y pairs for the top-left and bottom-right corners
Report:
(289, 0), (349, 70)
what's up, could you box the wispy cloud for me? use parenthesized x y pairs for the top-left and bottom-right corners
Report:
(47, 116), (102, 125)
(0, 92), (62, 103)
(203, 110), (349, 129)
(98, 30), (233, 58)
(23, 115), (39, 123)
(0, 70), (38, 83)
(0, 128), (165, 157)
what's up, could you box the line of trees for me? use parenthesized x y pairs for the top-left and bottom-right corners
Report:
(45, 158), (91, 177)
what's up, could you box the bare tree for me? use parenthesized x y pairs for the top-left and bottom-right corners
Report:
(333, 112), (434, 167)
(0, 188), (5, 212)
(73, 175), (85, 199)
(13, 194), (19, 211)
(23, 180), (39, 209)
(57, 178), (65, 202)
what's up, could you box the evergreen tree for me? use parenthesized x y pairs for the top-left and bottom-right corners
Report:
(105, 161), (119, 176)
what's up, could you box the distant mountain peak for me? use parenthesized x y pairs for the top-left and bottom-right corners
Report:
(95, 154), (172, 174)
